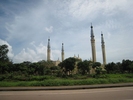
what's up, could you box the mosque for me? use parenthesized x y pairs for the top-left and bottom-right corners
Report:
(90, 24), (106, 67)
(46, 24), (106, 67)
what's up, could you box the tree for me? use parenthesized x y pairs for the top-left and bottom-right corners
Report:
(92, 62), (102, 75)
(116, 62), (122, 73)
(50, 66), (59, 75)
(59, 57), (76, 75)
(77, 60), (91, 75)
(105, 62), (116, 74)
(129, 62), (133, 73)
(92, 62), (101, 69)
(0, 44), (9, 62)
(35, 62), (46, 75)
(122, 59), (132, 73)
(0, 44), (10, 74)
(95, 67), (102, 75)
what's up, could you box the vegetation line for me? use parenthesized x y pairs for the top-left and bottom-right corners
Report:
(0, 44), (133, 87)
(0, 74), (133, 87)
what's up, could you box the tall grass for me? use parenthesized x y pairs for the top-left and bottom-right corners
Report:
(0, 74), (133, 87)
(0, 78), (133, 87)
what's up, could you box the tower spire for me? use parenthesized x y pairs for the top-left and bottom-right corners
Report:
(101, 32), (106, 67)
(101, 32), (104, 44)
(47, 38), (51, 61)
(90, 23), (96, 62)
(91, 23), (94, 38)
(61, 43), (64, 62)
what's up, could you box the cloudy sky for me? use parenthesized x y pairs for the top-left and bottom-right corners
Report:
(0, 0), (133, 63)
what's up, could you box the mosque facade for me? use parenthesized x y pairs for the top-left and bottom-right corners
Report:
(46, 24), (106, 68)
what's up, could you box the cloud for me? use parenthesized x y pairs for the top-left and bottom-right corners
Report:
(0, 0), (133, 63)
(13, 41), (61, 63)
(67, 0), (132, 21)
(45, 26), (53, 33)
(13, 42), (47, 63)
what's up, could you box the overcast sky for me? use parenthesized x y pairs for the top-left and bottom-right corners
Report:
(0, 0), (133, 63)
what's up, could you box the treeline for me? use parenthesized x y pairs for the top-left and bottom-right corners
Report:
(0, 44), (133, 78)
(0, 60), (59, 75)
(105, 60), (133, 74)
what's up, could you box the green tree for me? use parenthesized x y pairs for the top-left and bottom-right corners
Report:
(77, 60), (91, 75)
(59, 57), (76, 75)
(0, 44), (9, 62)
(92, 62), (102, 75)
(50, 66), (59, 75)
(92, 62), (101, 69)
(105, 62), (116, 74)
(95, 67), (102, 75)
(122, 59), (132, 73)
(29, 63), (38, 75)
(35, 62), (45, 75)
(0, 44), (10, 74)
(116, 62), (122, 73)
(38, 60), (54, 68)
(128, 62), (133, 73)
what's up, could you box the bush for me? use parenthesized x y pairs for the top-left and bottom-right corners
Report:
(0, 75), (5, 81)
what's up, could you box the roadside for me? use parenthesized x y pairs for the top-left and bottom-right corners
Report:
(0, 83), (133, 91)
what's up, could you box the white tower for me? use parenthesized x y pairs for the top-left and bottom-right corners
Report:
(61, 43), (64, 62)
(90, 24), (96, 62)
(101, 33), (106, 66)
(47, 38), (51, 61)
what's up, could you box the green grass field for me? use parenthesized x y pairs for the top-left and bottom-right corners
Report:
(0, 74), (133, 87)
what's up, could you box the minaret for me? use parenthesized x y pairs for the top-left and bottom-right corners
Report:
(101, 33), (106, 66)
(90, 23), (96, 62)
(61, 43), (64, 62)
(47, 38), (51, 61)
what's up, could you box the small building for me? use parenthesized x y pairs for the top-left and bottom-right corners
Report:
(52, 59), (61, 66)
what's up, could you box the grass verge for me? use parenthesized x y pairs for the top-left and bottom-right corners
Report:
(0, 77), (133, 87)
(0, 74), (133, 87)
